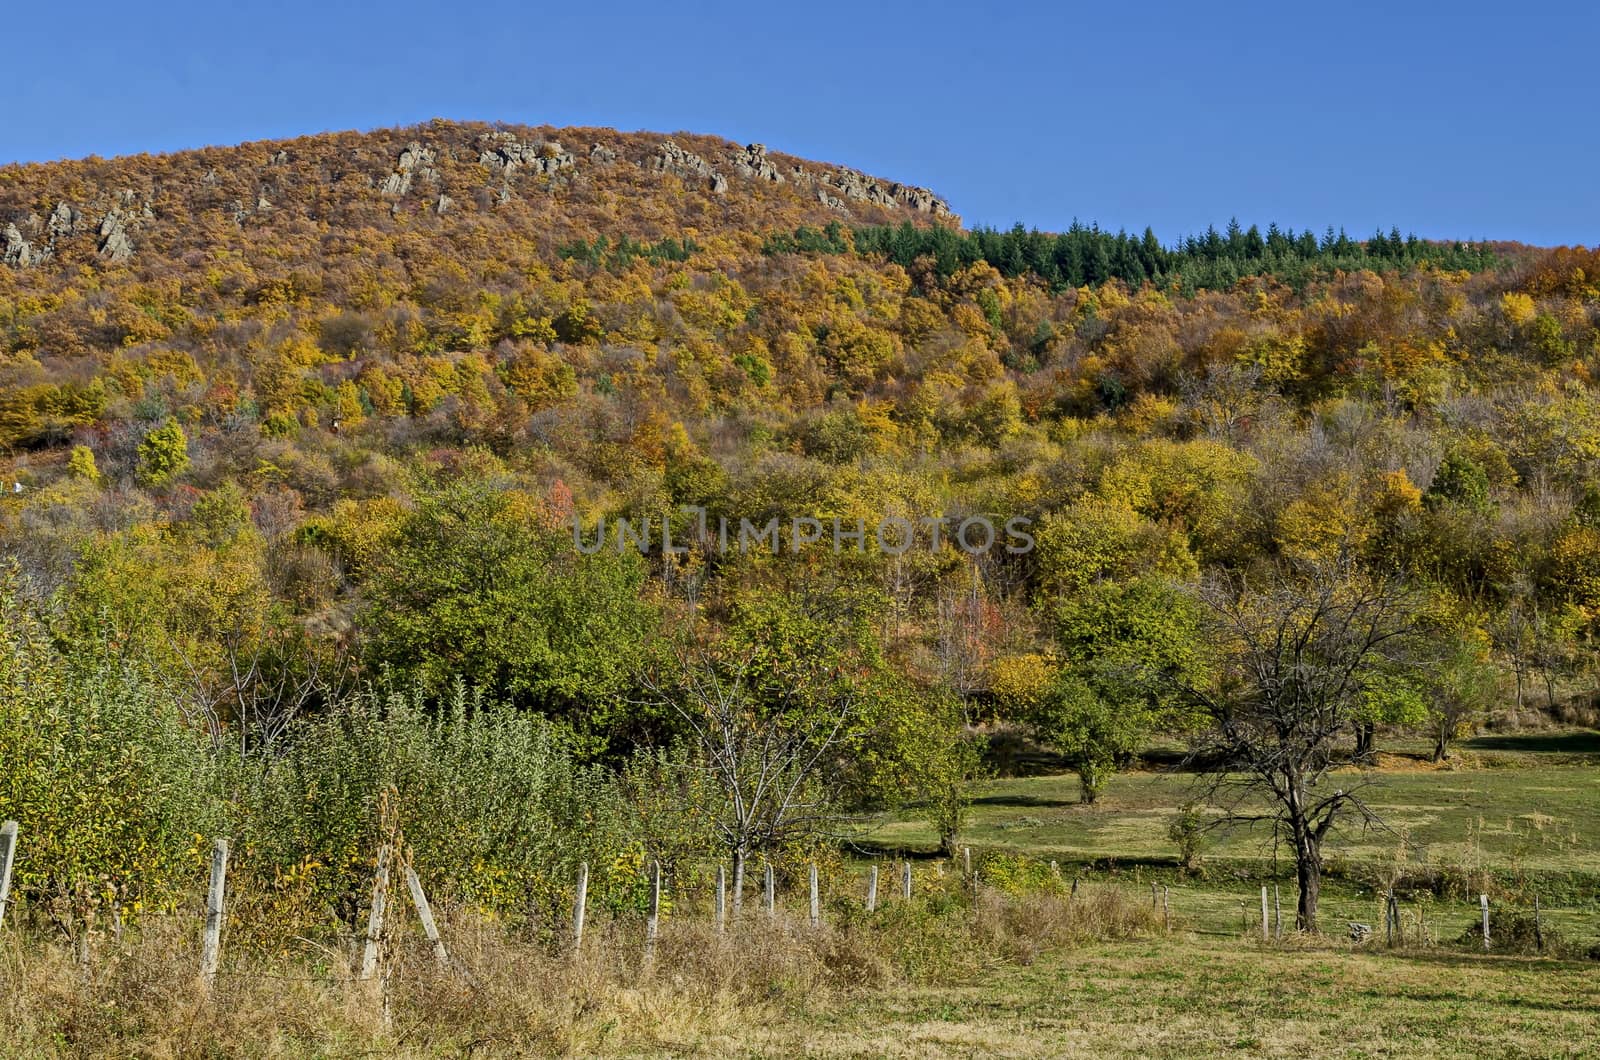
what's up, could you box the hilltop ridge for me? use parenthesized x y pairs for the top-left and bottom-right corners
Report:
(0, 119), (953, 273)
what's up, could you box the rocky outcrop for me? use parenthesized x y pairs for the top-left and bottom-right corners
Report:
(891, 183), (949, 215)
(398, 142), (433, 172)
(97, 210), (134, 262)
(648, 140), (725, 194)
(730, 143), (782, 183)
(588, 143), (616, 165)
(817, 166), (950, 217)
(381, 141), (437, 196)
(816, 188), (849, 212)
(477, 133), (575, 176)
(823, 168), (895, 208)
(2, 224), (37, 267)
(48, 202), (82, 240)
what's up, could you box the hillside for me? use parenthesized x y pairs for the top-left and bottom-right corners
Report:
(2, 117), (1598, 657)
(3, 118), (1600, 1056)
(0, 119), (952, 269)
(4, 118), (1600, 715)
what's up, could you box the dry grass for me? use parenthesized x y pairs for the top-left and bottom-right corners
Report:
(0, 886), (1164, 1057)
(6, 884), (1589, 1057)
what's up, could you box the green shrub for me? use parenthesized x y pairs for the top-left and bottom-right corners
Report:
(226, 680), (635, 938)
(979, 852), (1068, 896)
(0, 574), (218, 930)
(135, 417), (190, 486)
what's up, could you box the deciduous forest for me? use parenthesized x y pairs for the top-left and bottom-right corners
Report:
(2, 119), (1598, 1056)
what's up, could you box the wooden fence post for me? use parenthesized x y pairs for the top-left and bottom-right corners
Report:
(403, 862), (449, 968)
(360, 841), (392, 981)
(1162, 886), (1171, 932)
(199, 838), (229, 991)
(644, 860), (661, 963)
(963, 846), (972, 885)
(1533, 895), (1543, 952)
(865, 865), (878, 913)
(1260, 886), (1269, 942)
(1385, 891), (1394, 947)
(808, 862), (820, 928)
(901, 861), (912, 900)
(0, 820), (18, 930)
(572, 862), (588, 951)
(1151, 882), (1158, 908)
(764, 863), (775, 919)
(715, 865), (727, 935)
(1480, 894), (1490, 951)
(1273, 884), (1282, 941)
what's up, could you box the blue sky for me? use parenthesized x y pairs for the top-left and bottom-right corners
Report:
(3, 1), (1594, 246)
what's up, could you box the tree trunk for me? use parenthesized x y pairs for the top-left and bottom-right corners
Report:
(1291, 816), (1322, 932)
(1510, 659), (1525, 730)
(1432, 727), (1449, 763)
(1353, 721), (1376, 764)
(1078, 764), (1100, 805)
(731, 846), (746, 914)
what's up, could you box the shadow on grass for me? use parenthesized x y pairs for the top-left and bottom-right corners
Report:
(1353, 951), (1600, 1013)
(1461, 730), (1600, 757)
(1355, 988), (1600, 1014)
(972, 792), (1080, 809)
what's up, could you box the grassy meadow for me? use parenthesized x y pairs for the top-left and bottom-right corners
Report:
(721, 940), (1600, 1058)
(4, 729), (1596, 1057)
(868, 730), (1600, 947)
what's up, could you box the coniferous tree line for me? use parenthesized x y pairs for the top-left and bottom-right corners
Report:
(766, 219), (1497, 291)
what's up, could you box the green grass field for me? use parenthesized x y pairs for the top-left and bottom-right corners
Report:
(720, 940), (1600, 1057)
(715, 733), (1600, 1057)
(867, 730), (1600, 947)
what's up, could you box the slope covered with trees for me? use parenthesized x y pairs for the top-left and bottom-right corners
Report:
(3, 119), (1600, 935)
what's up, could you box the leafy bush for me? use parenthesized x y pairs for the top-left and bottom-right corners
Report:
(0, 573), (218, 931)
(134, 417), (189, 486)
(226, 680), (634, 940)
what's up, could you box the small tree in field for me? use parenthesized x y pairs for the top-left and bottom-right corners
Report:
(1425, 632), (1498, 761)
(1032, 673), (1137, 805)
(640, 587), (883, 909)
(1180, 557), (1419, 932)
(1041, 575), (1204, 804)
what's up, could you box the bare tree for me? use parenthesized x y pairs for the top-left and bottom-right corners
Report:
(1528, 602), (1579, 714)
(170, 625), (349, 754)
(1179, 557), (1419, 932)
(639, 642), (861, 912)
(1491, 598), (1533, 730)
(1179, 362), (1266, 444)
(933, 574), (988, 708)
